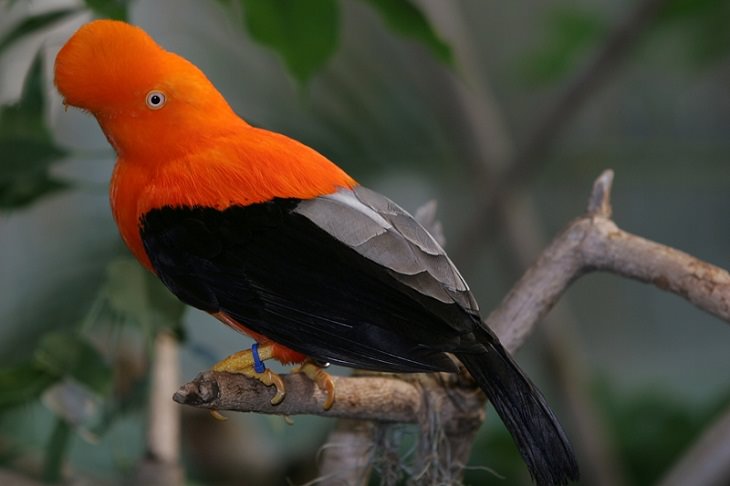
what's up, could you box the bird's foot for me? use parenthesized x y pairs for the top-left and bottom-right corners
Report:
(294, 360), (336, 410)
(212, 343), (286, 406)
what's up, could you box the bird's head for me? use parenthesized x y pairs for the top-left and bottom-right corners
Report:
(54, 20), (244, 159)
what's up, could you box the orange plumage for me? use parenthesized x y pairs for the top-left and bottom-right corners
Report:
(109, 128), (356, 270)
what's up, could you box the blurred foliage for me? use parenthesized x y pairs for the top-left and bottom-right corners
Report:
(95, 258), (187, 341)
(34, 331), (112, 395)
(0, 8), (81, 54)
(360, 0), (451, 64)
(0, 255), (182, 480)
(519, 7), (607, 85)
(656, 0), (730, 67)
(0, 1), (126, 55)
(237, 0), (340, 83)
(595, 380), (730, 485)
(0, 362), (56, 411)
(0, 54), (68, 209)
(220, 0), (451, 83)
(0, 330), (110, 481)
(520, 0), (730, 86)
(0, 265), (140, 412)
(83, 0), (129, 20)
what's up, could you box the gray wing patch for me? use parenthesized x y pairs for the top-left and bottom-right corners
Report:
(293, 195), (388, 247)
(294, 186), (479, 313)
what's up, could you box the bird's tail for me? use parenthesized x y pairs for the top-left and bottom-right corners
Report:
(455, 327), (579, 486)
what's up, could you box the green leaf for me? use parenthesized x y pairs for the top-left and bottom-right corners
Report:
(361, 0), (452, 64)
(241, 0), (339, 83)
(34, 332), (112, 395)
(518, 7), (607, 85)
(83, 0), (129, 21)
(0, 9), (81, 54)
(0, 363), (58, 411)
(0, 55), (69, 209)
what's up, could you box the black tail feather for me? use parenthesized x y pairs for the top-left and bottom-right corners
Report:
(456, 330), (579, 485)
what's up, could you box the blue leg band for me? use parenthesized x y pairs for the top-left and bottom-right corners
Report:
(252, 343), (266, 373)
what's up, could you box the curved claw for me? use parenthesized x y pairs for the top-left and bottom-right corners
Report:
(210, 410), (228, 421)
(296, 361), (336, 410)
(320, 376), (336, 410)
(259, 368), (286, 405)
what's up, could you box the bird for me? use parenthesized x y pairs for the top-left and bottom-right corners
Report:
(54, 19), (579, 485)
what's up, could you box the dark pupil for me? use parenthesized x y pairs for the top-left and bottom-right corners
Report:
(151, 94), (161, 104)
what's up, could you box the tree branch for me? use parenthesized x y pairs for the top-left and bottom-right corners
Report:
(174, 369), (484, 425)
(490, 170), (729, 352)
(175, 372), (422, 421)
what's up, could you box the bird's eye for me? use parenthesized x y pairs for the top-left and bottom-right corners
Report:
(145, 90), (166, 110)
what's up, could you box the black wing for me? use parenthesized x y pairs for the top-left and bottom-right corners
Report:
(141, 187), (581, 484)
(140, 187), (486, 373)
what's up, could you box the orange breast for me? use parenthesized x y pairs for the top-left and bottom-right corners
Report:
(110, 126), (357, 272)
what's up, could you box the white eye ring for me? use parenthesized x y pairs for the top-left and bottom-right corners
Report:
(145, 90), (166, 110)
